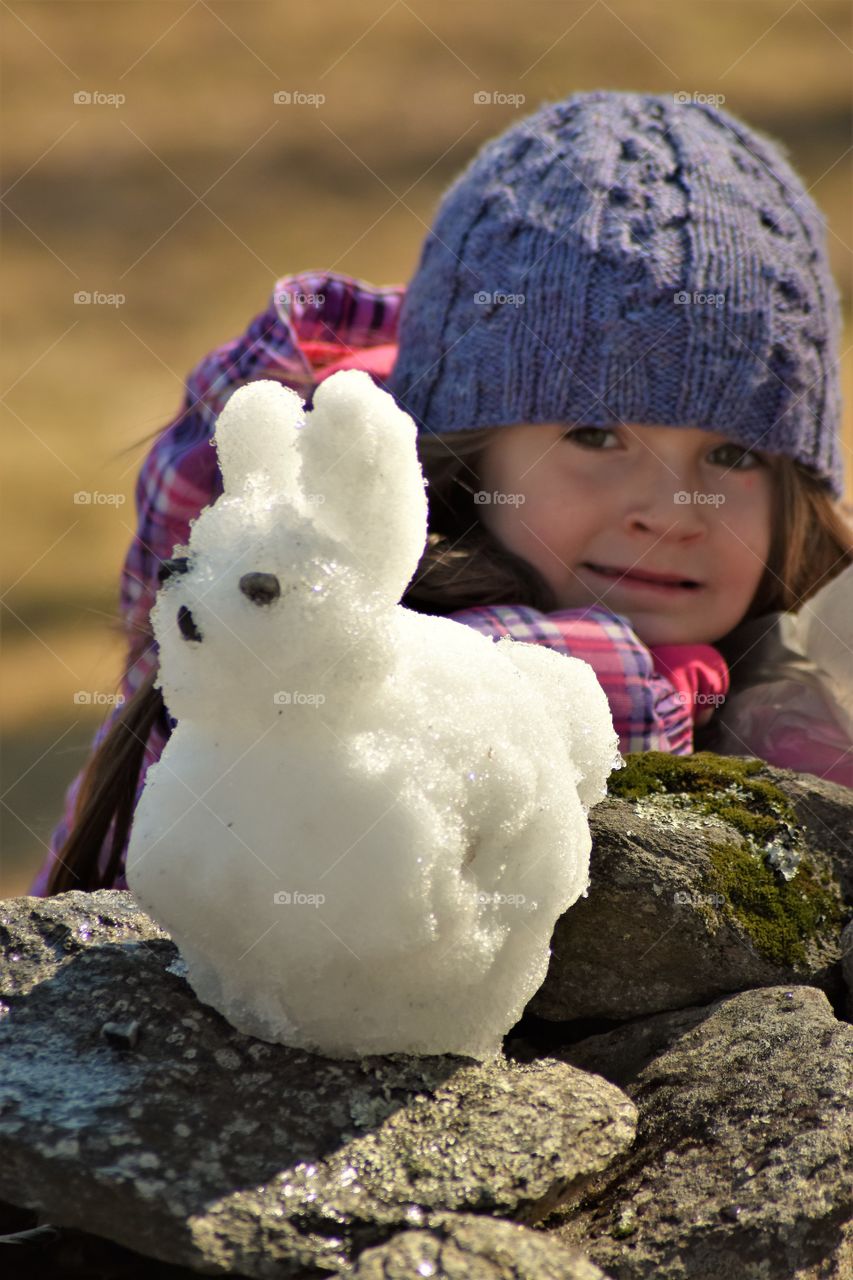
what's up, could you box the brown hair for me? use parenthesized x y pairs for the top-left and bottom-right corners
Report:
(43, 426), (853, 896)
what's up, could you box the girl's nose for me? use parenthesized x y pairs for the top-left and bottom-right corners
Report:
(625, 479), (709, 535)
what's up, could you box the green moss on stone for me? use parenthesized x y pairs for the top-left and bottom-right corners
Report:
(607, 752), (845, 967)
(608, 751), (801, 846)
(704, 839), (844, 968)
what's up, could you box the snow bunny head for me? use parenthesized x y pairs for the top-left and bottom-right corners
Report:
(152, 371), (428, 727)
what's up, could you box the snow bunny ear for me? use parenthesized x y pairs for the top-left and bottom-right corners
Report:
(213, 379), (305, 497)
(299, 369), (428, 597)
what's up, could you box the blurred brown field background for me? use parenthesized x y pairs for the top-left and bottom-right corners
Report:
(2, 0), (852, 897)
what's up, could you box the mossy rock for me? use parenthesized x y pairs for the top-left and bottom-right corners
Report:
(704, 838), (844, 968)
(608, 751), (799, 846)
(607, 752), (846, 971)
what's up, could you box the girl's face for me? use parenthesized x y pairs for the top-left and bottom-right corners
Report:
(475, 422), (774, 647)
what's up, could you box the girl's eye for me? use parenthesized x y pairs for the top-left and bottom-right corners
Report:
(562, 427), (765, 470)
(710, 443), (764, 469)
(562, 426), (618, 448)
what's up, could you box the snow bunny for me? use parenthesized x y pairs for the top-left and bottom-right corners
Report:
(126, 369), (620, 1061)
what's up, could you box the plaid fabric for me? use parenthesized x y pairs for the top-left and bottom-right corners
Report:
(446, 604), (695, 755)
(29, 269), (701, 897)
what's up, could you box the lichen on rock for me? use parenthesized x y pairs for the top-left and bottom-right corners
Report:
(607, 751), (801, 849)
(704, 837), (844, 968)
(607, 752), (846, 970)
(528, 752), (848, 1022)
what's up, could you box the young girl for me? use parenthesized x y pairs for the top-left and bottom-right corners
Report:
(31, 89), (853, 899)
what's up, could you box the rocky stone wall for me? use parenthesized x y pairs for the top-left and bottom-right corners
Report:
(1, 753), (850, 1279)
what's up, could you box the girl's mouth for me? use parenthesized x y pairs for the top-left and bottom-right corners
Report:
(583, 563), (702, 594)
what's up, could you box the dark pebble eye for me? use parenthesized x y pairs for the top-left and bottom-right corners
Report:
(158, 556), (191, 585)
(178, 605), (203, 642)
(239, 572), (281, 606)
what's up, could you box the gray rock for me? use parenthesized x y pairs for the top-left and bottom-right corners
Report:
(529, 754), (848, 1022)
(548, 1001), (721, 1091)
(550, 986), (853, 1279)
(0, 891), (636, 1279)
(341, 1213), (612, 1279)
(0, 1196), (235, 1278)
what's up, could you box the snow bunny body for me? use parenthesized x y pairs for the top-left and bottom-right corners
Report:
(126, 369), (620, 1061)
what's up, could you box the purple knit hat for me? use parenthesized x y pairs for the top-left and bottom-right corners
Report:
(385, 90), (845, 498)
